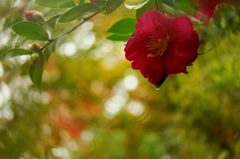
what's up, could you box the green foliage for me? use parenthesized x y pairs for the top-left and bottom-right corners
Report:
(11, 21), (49, 41)
(215, 7), (240, 33)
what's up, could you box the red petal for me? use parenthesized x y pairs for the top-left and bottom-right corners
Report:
(168, 17), (194, 44)
(125, 36), (147, 61)
(146, 56), (165, 70)
(194, 0), (221, 23)
(132, 55), (147, 69)
(136, 10), (172, 37)
(140, 66), (166, 84)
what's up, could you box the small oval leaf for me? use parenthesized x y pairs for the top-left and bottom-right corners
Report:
(11, 21), (49, 41)
(108, 18), (136, 34)
(0, 48), (33, 59)
(58, 3), (98, 23)
(46, 15), (61, 28)
(29, 53), (45, 89)
(36, 0), (76, 8)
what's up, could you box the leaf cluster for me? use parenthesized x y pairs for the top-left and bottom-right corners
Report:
(0, 0), (127, 89)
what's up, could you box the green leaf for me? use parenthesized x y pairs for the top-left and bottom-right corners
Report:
(108, 18), (136, 34)
(107, 17), (135, 42)
(107, 34), (130, 41)
(43, 35), (67, 60)
(46, 15), (61, 28)
(36, 0), (76, 8)
(0, 48), (33, 59)
(11, 21), (49, 41)
(29, 53), (45, 90)
(58, 3), (98, 23)
(105, 0), (125, 14)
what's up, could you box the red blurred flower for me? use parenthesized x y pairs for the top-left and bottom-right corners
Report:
(124, 10), (199, 86)
(55, 116), (84, 138)
(194, 0), (240, 23)
(90, 0), (97, 3)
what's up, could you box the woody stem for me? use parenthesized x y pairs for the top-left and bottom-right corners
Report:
(155, 0), (159, 10)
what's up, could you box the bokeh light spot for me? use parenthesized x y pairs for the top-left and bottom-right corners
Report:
(123, 75), (139, 91)
(127, 101), (145, 116)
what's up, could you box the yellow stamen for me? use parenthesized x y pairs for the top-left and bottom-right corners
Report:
(145, 35), (169, 57)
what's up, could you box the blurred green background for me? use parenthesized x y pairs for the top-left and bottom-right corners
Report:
(0, 0), (240, 159)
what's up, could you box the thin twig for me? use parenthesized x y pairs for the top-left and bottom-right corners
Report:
(39, 8), (104, 52)
(61, 8), (104, 37)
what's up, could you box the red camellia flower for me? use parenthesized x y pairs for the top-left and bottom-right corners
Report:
(194, 0), (240, 23)
(124, 10), (199, 87)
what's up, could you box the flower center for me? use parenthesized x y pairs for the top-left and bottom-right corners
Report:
(145, 35), (169, 58)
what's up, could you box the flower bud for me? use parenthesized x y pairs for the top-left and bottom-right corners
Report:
(28, 43), (41, 52)
(25, 10), (45, 25)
